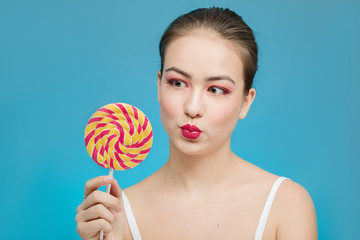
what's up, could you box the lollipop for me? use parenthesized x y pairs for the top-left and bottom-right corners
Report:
(84, 103), (153, 240)
(84, 103), (153, 170)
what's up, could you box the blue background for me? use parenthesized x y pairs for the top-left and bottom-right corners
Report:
(1, 0), (359, 239)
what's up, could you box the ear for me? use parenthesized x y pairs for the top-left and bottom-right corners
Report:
(239, 88), (256, 119)
(157, 71), (162, 102)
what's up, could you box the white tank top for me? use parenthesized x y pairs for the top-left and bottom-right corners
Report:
(122, 176), (289, 240)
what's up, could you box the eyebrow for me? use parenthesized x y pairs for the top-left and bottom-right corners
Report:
(164, 67), (236, 85)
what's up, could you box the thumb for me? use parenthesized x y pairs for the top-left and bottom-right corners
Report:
(109, 178), (123, 201)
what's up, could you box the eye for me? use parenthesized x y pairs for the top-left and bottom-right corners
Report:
(169, 79), (187, 88)
(208, 86), (227, 95)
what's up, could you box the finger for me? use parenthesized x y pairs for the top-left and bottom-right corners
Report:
(88, 234), (99, 240)
(76, 203), (115, 224)
(82, 190), (122, 213)
(77, 219), (112, 239)
(109, 178), (124, 211)
(109, 178), (123, 199)
(84, 176), (114, 199)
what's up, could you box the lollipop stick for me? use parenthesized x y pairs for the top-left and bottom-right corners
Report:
(100, 168), (114, 240)
(105, 168), (114, 193)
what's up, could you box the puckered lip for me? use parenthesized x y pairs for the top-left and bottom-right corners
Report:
(181, 124), (201, 132)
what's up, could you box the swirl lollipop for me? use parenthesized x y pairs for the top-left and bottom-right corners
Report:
(84, 103), (153, 239)
(84, 103), (153, 170)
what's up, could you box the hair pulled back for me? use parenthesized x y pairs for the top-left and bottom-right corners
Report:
(159, 7), (258, 94)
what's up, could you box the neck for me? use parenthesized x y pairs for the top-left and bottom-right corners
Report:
(160, 140), (239, 198)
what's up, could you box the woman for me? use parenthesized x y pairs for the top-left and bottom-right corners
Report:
(76, 7), (317, 240)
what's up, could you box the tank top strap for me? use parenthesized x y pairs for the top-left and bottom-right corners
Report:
(122, 191), (142, 240)
(254, 176), (289, 240)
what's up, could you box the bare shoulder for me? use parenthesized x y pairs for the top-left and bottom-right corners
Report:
(274, 179), (318, 240)
(276, 179), (314, 204)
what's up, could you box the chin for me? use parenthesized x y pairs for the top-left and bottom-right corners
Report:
(169, 138), (208, 156)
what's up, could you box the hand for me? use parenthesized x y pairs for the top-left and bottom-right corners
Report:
(76, 176), (127, 240)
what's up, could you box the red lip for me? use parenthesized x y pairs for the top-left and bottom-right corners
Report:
(181, 124), (201, 139)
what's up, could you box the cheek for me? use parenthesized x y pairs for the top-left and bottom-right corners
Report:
(210, 103), (240, 128)
(159, 90), (180, 120)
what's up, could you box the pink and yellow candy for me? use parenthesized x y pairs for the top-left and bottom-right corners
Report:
(84, 103), (153, 170)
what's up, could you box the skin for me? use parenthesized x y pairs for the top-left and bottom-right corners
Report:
(76, 30), (318, 240)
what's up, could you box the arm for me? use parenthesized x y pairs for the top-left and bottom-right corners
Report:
(276, 180), (318, 240)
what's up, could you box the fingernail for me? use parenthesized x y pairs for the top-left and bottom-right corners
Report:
(117, 206), (121, 212)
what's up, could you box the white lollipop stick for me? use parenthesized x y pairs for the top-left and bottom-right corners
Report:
(99, 168), (114, 240)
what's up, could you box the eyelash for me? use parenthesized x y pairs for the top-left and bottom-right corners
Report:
(208, 86), (229, 95)
(166, 79), (230, 95)
(167, 79), (187, 88)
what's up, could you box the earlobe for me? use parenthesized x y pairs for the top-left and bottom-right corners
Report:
(239, 111), (247, 119)
(239, 110), (248, 119)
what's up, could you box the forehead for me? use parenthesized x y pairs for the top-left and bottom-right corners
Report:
(164, 31), (245, 83)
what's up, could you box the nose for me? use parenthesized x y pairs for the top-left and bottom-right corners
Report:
(184, 88), (204, 119)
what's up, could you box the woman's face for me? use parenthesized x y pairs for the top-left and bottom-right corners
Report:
(158, 31), (256, 156)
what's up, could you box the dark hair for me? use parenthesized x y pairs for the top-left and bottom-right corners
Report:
(159, 7), (258, 94)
